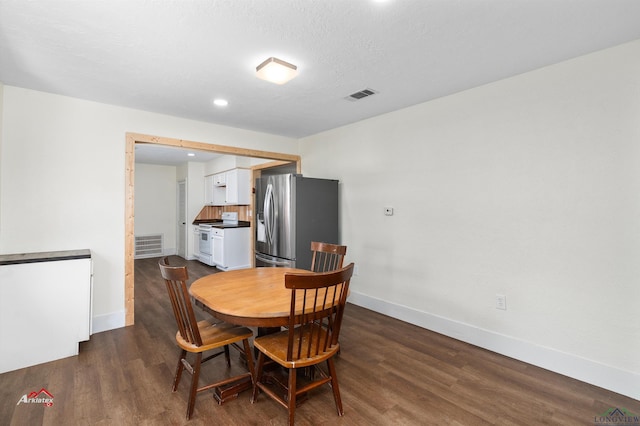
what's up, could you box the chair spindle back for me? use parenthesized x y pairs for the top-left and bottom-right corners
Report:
(158, 257), (203, 347)
(284, 263), (354, 362)
(310, 241), (347, 273)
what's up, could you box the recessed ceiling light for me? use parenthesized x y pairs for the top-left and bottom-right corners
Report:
(256, 57), (297, 85)
(187, 153), (195, 157)
(213, 99), (228, 107)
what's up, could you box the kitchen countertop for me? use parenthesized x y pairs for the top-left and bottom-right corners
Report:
(0, 249), (91, 266)
(193, 219), (223, 225)
(193, 220), (251, 229)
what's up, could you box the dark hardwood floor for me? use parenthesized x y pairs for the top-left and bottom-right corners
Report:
(1, 256), (638, 425)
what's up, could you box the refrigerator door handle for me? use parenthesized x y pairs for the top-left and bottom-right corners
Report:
(255, 252), (292, 267)
(264, 182), (275, 244)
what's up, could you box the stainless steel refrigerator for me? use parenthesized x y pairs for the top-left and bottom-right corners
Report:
(255, 174), (338, 269)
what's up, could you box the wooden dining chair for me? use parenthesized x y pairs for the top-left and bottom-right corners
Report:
(310, 241), (348, 356)
(251, 263), (354, 426)
(158, 257), (255, 420)
(309, 241), (347, 272)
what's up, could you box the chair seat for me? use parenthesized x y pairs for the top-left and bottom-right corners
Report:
(176, 320), (253, 353)
(254, 325), (339, 369)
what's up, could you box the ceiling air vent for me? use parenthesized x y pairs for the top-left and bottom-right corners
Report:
(345, 88), (378, 101)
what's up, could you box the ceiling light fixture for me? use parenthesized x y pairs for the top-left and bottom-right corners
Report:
(256, 57), (297, 85)
(213, 98), (228, 107)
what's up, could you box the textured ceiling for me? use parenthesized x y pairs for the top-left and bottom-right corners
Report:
(2, 0), (640, 149)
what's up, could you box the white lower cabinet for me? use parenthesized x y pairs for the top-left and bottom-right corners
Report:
(212, 228), (224, 266)
(212, 227), (251, 271)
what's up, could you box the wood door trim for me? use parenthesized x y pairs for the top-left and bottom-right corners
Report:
(124, 132), (301, 326)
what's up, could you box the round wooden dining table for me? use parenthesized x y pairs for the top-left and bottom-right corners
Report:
(189, 267), (312, 328)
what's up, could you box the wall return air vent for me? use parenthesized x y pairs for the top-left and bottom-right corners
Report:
(135, 234), (163, 258)
(345, 88), (378, 101)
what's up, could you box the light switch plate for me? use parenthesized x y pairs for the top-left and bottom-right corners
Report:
(496, 294), (507, 310)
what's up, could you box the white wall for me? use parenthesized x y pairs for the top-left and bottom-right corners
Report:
(0, 87), (298, 332)
(134, 163), (177, 255)
(300, 40), (640, 399)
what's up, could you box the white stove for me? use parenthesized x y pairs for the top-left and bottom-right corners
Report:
(198, 224), (216, 266)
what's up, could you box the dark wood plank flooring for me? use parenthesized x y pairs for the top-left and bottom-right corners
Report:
(1, 256), (638, 425)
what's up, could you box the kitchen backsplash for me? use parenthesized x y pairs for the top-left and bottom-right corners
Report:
(194, 205), (251, 223)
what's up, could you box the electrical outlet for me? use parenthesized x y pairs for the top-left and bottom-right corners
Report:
(496, 294), (507, 310)
(354, 265), (359, 276)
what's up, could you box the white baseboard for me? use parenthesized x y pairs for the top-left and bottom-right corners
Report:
(348, 291), (639, 401)
(91, 310), (126, 334)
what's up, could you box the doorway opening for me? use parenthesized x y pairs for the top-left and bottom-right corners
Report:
(125, 132), (301, 326)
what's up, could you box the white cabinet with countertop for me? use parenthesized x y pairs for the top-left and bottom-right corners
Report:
(0, 249), (92, 373)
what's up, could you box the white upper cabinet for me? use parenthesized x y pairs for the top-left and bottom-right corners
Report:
(213, 172), (226, 186)
(224, 169), (250, 205)
(205, 168), (251, 206)
(204, 175), (215, 205)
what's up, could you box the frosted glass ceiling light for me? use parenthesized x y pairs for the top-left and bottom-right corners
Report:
(213, 98), (228, 107)
(256, 57), (297, 85)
